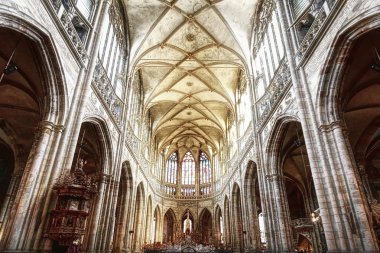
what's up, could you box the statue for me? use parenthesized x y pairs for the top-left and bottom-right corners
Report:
(185, 210), (191, 235)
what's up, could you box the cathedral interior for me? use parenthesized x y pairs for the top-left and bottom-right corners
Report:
(1, 0), (380, 252)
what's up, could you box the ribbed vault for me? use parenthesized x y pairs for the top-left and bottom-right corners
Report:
(126, 0), (258, 157)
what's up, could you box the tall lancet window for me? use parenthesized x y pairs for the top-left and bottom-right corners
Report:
(199, 151), (211, 184)
(165, 152), (177, 184)
(181, 151), (195, 185)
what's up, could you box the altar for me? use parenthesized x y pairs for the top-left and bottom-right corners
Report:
(143, 233), (231, 253)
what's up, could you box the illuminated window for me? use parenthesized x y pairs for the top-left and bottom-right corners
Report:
(165, 152), (177, 184)
(181, 151), (195, 185)
(76, 0), (94, 20)
(199, 151), (211, 184)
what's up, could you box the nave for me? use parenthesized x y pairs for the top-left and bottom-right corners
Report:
(0, 1), (380, 253)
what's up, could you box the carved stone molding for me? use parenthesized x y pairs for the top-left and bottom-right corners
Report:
(92, 60), (123, 126)
(256, 60), (292, 128)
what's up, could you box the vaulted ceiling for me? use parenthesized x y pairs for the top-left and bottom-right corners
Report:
(126, 0), (259, 156)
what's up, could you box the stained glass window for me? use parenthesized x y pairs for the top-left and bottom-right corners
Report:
(165, 152), (177, 184)
(199, 151), (211, 184)
(181, 151), (195, 185)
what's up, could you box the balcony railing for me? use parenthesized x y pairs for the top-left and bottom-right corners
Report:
(92, 60), (123, 126)
(291, 218), (314, 233)
(256, 60), (291, 128)
(125, 123), (141, 155)
(47, 0), (88, 62)
(295, 0), (342, 63)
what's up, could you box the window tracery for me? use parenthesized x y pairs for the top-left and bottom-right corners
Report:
(200, 151), (211, 184)
(162, 150), (213, 197)
(165, 152), (178, 184)
(181, 151), (195, 185)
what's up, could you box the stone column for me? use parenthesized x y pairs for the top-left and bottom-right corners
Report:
(261, 164), (279, 252)
(327, 122), (378, 251)
(126, 187), (137, 252)
(243, 178), (258, 252)
(177, 163), (182, 197)
(1, 121), (57, 250)
(275, 0), (349, 251)
(266, 174), (293, 252)
(85, 176), (107, 252)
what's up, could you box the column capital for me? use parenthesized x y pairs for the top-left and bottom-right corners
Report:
(318, 120), (346, 133)
(38, 120), (65, 133)
(265, 173), (282, 181)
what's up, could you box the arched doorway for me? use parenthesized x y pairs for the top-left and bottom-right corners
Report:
(199, 208), (212, 244)
(163, 208), (176, 243)
(232, 183), (244, 252)
(113, 162), (133, 252)
(132, 183), (146, 252)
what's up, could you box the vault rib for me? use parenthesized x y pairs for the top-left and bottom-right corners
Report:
(130, 1), (179, 64)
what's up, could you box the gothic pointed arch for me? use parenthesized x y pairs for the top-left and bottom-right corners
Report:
(145, 196), (153, 243)
(316, 8), (380, 249)
(153, 205), (162, 243)
(132, 182), (146, 252)
(198, 208), (212, 244)
(81, 117), (114, 174)
(68, 119), (115, 252)
(0, 8), (67, 125)
(244, 160), (262, 250)
(317, 8), (380, 125)
(214, 205), (223, 244)
(231, 183), (244, 252)
(113, 161), (133, 252)
(163, 208), (176, 243)
(224, 195), (231, 246)
(0, 17), (67, 249)
(181, 209), (195, 234)
(266, 117), (326, 252)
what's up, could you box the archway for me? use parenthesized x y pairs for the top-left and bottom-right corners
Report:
(132, 183), (146, 252)
(163, 208), (176, 243)
(57, 120), (111, 252)
(223, 196), (231, 246)
(317, 14), (380, 250)
(145, 196), (153, 244)
(214, 205), (223, 244)
(0, 23), (65, 249)
(198, 208), (212, 244)
(269, 120), (325, 252)
(113, 162), (133, 252)
(153, 206), (162, 243)
(244, 161), (263, 250)
(232, 183), (244, 252)
(335, 27), (380, 245)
